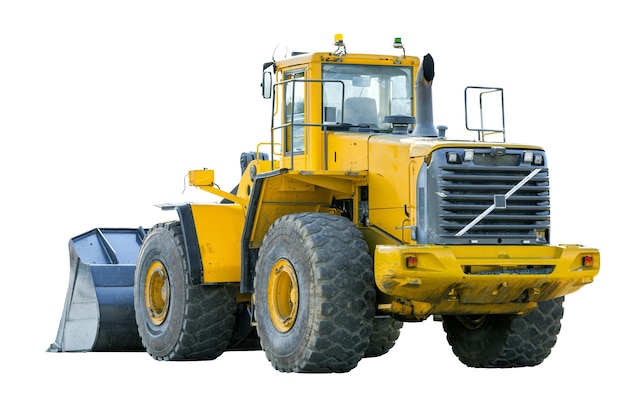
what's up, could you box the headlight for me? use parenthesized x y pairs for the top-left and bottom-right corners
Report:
(446, 151), (462, 164)
(464, 149), (474, 162)
(523, 151), (544, 166)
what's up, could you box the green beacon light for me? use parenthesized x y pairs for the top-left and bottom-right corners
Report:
(393, 37), (405, 58)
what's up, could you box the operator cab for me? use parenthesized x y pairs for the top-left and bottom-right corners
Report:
(260, 35), (421, 170)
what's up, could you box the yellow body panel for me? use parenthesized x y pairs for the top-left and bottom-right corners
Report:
(326, 132), (369, 171)
(368, 136), (414, 242)
(246, 169), (366, 249)
(191, 203), (244, 283)
(374, 244), (600, 317)
(405, 139), (545, 158)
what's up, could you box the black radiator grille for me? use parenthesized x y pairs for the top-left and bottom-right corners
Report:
(425, 149), (550, 245)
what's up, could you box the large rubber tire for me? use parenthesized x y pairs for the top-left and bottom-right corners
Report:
(442, 297), (565, 368)
(364, 317), (403, 358)
(134, 221), (237, 360)
(254, 212), (376, 373)
(227, 302), (261, 351)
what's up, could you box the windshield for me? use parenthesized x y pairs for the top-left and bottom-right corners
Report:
(322, 64), (413, 130)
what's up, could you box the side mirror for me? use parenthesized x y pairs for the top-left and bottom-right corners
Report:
(261, 71), (272, 99)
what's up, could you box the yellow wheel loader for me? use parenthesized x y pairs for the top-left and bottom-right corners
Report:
(49, 35), (600, 372)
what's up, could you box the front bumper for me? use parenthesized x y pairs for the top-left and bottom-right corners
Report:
(374, 244), (599, 317)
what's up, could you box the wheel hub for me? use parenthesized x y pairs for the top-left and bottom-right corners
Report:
(267, 259), (299, 332)
(145, 260), (170, 326)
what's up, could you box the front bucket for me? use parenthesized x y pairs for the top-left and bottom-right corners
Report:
(47, 228), (147, 352)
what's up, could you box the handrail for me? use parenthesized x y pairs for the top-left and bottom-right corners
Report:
(464, 86), (506, 142)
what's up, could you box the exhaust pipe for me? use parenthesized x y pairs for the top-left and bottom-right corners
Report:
(414, 53), (438, 137)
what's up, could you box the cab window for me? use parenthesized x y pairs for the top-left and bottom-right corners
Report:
(284, 71), (305, 153)
(322, 64), (412, 131)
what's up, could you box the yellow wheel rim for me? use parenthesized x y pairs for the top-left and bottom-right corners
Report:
(267, 259), (299, 333)
(145, 260), (170, 326)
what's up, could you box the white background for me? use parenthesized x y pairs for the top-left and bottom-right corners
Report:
(1, 1), (622, 395)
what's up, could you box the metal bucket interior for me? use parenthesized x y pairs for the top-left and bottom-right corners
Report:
(48, 228), (146, 352)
